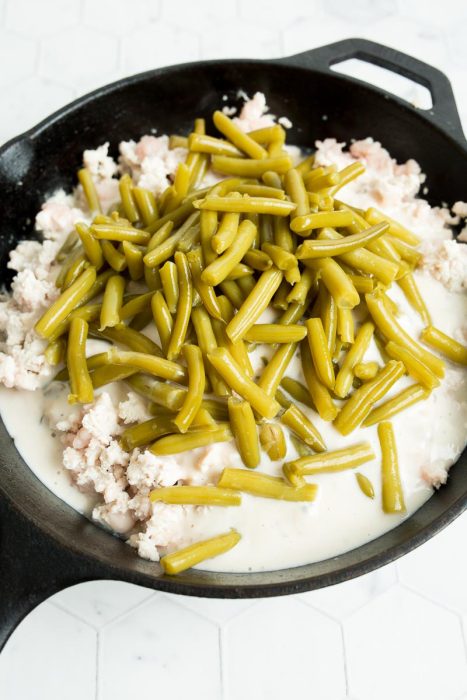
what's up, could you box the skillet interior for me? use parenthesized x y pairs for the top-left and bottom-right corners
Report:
(0, 48), (466, 611)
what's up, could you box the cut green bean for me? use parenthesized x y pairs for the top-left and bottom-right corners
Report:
(259, 423), (287, 460)
(355, 472), (375, 499)
(166, 251), (192, 361)
(92, 224), (150, 245)
(334, 322), (374, 398)
(354, 362), (379, 381)
(225, 268), (283, 343)
(420, 325), (467, 366)
(78, 168), (101, 214)
(213, 110), (268, 159)
(35, 267), (96, 339)
(212, 154), (292, 177)
(228, 398), (260, 468)
(217, 468), (318, 502)
(160, 530), (241, 575)
(101, 240), (127, 272)
(160, 260), (179, 313)
(258, 342), (297, 397)
(99, 274), (125, 330)
(300, 340), (338, 421)
(291, 210), (354, 234)
(280, 376), (314, 409)
(208, 347), (280, 419)
(306, 317), (335, 389)
(334, 360), (406, 435)
(365, 207), (420, 246)
(88, 323), (162, 356)
(106, 348), (186, 382)
(244, 324), (306, 343)
(195, 195), (296, 217)
(285, 442), (374, 475)
(280, 404), (325, 453)
(150, 424), (232, 455)
(363, 383), (430, 427)
(191, 306), (230, 397)
(76, 222), (104, 269)
(122, 241), (144, 281)
(201, 219), (257, 286)
(119, 173), (139, 223)
(305, 257), (360, 309)
(151, 290), (173, 355)
(120, 416), (175, 451)
(133, 187), (158, 226)
(174, 345), (206, 432)
(296, 223), (388, 258)
(188, 132), (243, 157)
(151, 486), (241, 506)
(379, 421), (406, 514)
(67, 317), (93, 404)
(385, 340), (440, 389)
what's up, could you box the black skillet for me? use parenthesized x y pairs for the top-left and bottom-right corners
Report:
(0, 38), (466, 651)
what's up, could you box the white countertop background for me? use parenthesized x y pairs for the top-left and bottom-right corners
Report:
(0, 1), (466, 698)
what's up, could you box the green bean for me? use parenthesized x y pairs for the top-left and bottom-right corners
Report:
(385, 341), (439, 389)
(397, 271), (431, 325)
(235, 183), (286, 199)
(295, 153), (315, 176)
(346, 273), (375, 294)
(379, 421), (406, 514)
(328, 162), (366, 195)
(280, 376), (314, 409)
(159, 260), (179, 313)
(120, 416), (175, 451)
(44, 337), (66, 366)
(101, 240), (127, 272)
(365, 207), (420, 246)
(258, 342), (297, 397)
(62, 254), (89, 290)
(306, 317), (335, 389)
(387, 237), (421, 267)
(291, 209), (354, 234)
(118, 173), (139, 223)
(188, 132), (243, 157)
(225, 263), (254, 280)
(285, 442), (374, 475)
(76, 222), (104, 269)
(365, 291), (445, 377)
(304, 171), (339, 192)
(334, 360), (405, 435)
(296, 222), (388, 259)
(122, 241), (144, 281)
(35, 267), (96, 339)
(144, 212), (200, 268)
(421, 326), (467, 366)
(219, 280), (245, 309)
(67, 318), (93, 404)
(225, 268), (283, 343)
(261, 243), (299, 283)
(99, 274), (125, 330)
(169, 134), (188, 149)
(201, 220), (257, 286)
(317, 228), (400, 286)
(211, 154), (292, 177)
(191, 306), (230, 397)
(129, 308), (153, 331)
(78, 168), (101, 214)
(167, 251), (192, 361)
(176, 220), (200, 253)
(197, 196), (296, 221)
(286, 269), (315, 305)
(259, 422), (286, 460)
(283, 168), (308, 218)
(280, 404), (325, 453)
(174, 345), (206, 433)
(127, 374), (186, 411)
(244, 324), (306, 343)
(90, 365), (138, 389)
(55, 229), (79, 262)
(151, 486), (241, 506)
(300, 340), (338, 421)
(354, 362), (379, 381)
(305, 257), (360, 309)
(228, 398), (260, 468)
(91, 223), (150, 245)
(199, 208), (218, 265)
(48, 303), (102, 343)
(106, 347), (186, 382)
(308, 192), (333, 210)
(272, 279), (291, 310)
(275, 388), (292, 410)
(334, 321), (375, 398)
(337, 307), (354, 344)
(217, 468), (318, 502)
(160, 530), (241, 575)
(213, 110), (268, 159)
(132, 187), (158, 226)
(208, 347), (280, 419)
(88, 323), (162, 356)
(146, 197), (197, 235)
(355, 472), (375, 499)
(150, 424), (232, 455)
(186, 248), (222, 320)
(210, 194), (241, 255)
(363, 383), (430, 427)
(212, 299), (254, 379)
(151, 291), (173, 354)
(249, 124), (285, 144)
(147, 220), (174, 251)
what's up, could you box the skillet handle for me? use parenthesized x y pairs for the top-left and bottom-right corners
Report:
(0, 496), (107, 652)
(281, 38), (465, 144)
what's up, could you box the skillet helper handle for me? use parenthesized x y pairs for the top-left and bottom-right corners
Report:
(0, 497), (105, 652)
(283, 38), (465, 144)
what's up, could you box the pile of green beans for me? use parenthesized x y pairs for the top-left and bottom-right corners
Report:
(35, 105), (467, 574)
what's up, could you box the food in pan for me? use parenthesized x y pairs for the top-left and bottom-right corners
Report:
(0, 92), (466, 574)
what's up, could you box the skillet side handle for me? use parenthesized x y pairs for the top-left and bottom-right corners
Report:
(281, 38), (465, 144)
(0, 496), (106, 653)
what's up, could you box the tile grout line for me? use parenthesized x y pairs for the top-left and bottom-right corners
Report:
(218, 626), (225, 700)
(49, 599), (100, 633)
(94, 630), (101, 700)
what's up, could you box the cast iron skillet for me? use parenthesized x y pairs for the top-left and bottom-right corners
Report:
(0, 38), (466, 650)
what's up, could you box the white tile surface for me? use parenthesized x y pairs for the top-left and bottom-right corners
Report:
(1, 1), (467, 698)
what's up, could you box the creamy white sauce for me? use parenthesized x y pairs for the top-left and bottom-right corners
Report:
(0, 271), (466, 573)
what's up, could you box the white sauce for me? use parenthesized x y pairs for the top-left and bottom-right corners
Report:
(1, 271), (466, 573)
